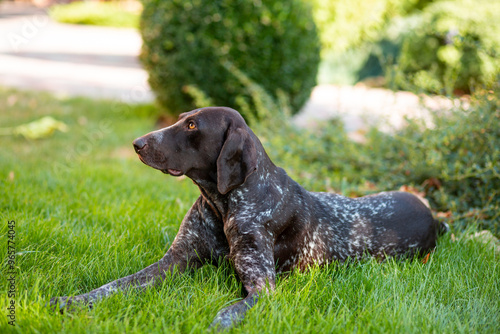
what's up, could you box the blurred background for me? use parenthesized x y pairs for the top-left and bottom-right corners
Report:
(3, 0), (498, 126)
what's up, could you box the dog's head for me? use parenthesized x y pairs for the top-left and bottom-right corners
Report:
(133, 107), (258, 194)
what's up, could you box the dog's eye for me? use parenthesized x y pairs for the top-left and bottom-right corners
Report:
(187, 121), (196, 130)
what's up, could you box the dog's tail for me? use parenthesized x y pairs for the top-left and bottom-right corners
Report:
(437, 220), (450, 236)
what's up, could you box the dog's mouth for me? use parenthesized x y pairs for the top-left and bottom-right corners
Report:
(137, 154), (147, 165)
(162, 169), (184, 177)
(137, 155), (183, 176)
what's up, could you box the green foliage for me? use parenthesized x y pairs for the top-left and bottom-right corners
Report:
(386, 89), (500, 233)
(259, 88), (500, 235)
(313, 0), (500, 92)
(311, 0), (429, 85)
(393, 0), (500, 94)
(310, 0), (426, 54)
(139, 0), (320, 117)
(49, 1), (140, 28)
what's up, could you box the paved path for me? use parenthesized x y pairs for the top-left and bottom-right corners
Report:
(295, 84), (463, 140)
(0, 2), (151, 103)
(1, 3), (464, 135)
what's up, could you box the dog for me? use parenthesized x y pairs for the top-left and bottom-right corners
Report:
(50, 107), (446, 329)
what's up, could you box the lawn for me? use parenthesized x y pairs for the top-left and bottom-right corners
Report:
(0, 87), (499, 333)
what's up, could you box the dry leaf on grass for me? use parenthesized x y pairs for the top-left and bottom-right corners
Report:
(422, 177), (442, 190)
(436, 211), (453, 219)
(0, 116), (68, 139)
(422, 253), (431, 264)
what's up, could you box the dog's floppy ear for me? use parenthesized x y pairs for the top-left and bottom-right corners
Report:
(217, 126), (258, 195)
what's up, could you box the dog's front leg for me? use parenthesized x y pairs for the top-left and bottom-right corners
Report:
(50, 197), (227, 311)
(210, 224), (276, 330)
(49, 250), (184, 311)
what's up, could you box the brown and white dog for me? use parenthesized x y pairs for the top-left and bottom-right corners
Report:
(51, 107), (446, 329)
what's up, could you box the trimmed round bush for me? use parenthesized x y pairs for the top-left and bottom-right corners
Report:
(139, 0), (320, 118)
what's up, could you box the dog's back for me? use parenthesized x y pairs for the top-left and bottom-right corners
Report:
(273, 188), (440, 269)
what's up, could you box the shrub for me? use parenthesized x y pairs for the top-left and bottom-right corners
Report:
(139, 0), (320, 119)
(310, 0), (425, 54)
(393, 0), (500, 94)
(49, 1), (140, 28)
(258, 87), (500, 236)
(310, 0), (430, 85)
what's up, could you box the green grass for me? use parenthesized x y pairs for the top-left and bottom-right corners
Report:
(49, 1), (140, 29)
(0, 87), (499, 333)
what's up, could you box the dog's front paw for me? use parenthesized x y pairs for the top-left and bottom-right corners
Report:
(49, 296), (72, 313)
(209, 299), (252, 331)
(210, 306), (241, 331)
(49, 295), (90, 313)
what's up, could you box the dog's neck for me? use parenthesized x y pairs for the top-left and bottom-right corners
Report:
(190, 145), (276, 222)
(192, 176), (227, 219)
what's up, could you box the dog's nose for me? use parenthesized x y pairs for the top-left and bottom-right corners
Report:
(133, 137), (147, 153)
